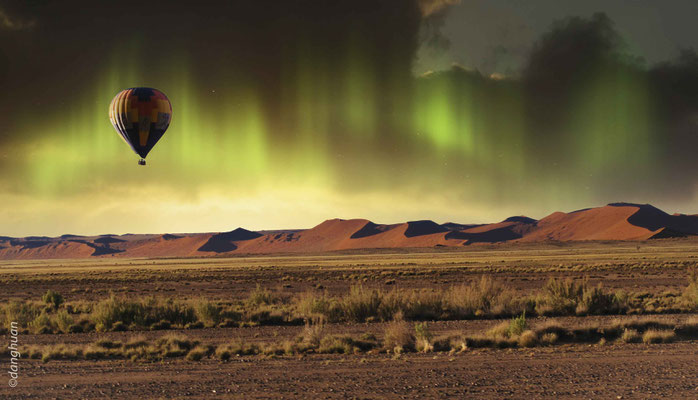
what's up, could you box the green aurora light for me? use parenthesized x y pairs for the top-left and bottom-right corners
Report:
(0, 8), (695, 236)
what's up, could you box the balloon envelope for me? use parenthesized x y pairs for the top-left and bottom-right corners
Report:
(109, 88), (172, 163)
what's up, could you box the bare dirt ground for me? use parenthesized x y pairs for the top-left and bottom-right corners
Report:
(1, 239), (698, 398)
(3, 343), (698, 399)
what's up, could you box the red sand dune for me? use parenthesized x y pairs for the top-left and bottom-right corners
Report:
(0, 240), (95, 260)
(446, 217), (537, 244)
(119, 234), (213, 258)
(520, 204), (656, 242)
(1, 203), (696, 259)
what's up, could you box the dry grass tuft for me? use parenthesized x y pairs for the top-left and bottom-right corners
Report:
(683, 267), (698, 309)
(414, 322), (433, 352)
(300, 318), (326, 347)
(619, 329), (641, 343)
(186, 345), (213, 361)
(540, 332), (558, 345)
(518, 330), (538, 347)
(642, 329), (675, 344)
(383, 314), (414, 353)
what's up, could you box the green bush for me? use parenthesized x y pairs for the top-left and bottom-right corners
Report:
(538, 278), (584, 315)
(92, 295), (146, 330)
(147, 298), (197, 327)
(507, 312), (527, 337)
(194, 299), (221, 327)
(578, 285), (618, 315)
(3, 301), (43, 328)
(54, 309), (74, 333)
(536, 277), (624, 316)
(295, 291), (341, 322)
(42, 290), (64, 310)
(29, 311), (54, 334)
(414, 321), (434, 352)
(247, 285), (279, 306)
(318, 335), (356, 354)
(92, 295), (196, 330)
(414, 322), (432, 342)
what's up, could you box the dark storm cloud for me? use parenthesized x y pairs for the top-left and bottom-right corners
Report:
(418, 0), (461, 17)
(522, 13), (698, 200)
(0, 0), (426, 141)
(417, 0), (462, 60)
(0, 6), (34, 30)
(401, 12), (698, 205)
(419, 7), (452, 54)
(648, 48), (698, 190)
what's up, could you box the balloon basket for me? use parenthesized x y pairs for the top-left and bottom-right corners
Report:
(138, 159), (146, 166)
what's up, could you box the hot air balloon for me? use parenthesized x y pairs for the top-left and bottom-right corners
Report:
(108, 87), (172, 165)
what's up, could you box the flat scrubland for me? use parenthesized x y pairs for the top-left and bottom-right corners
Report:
(2, 239), (698, 398)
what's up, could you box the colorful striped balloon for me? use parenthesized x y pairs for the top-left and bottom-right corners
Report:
(108, 87), (172, 165)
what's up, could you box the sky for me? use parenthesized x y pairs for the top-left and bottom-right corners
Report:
(0, 0), (697, 236)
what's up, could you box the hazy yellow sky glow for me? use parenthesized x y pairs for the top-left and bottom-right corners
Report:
(2, 184), (536, 237)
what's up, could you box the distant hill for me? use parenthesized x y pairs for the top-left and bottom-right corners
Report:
(1, 203), (696, 259)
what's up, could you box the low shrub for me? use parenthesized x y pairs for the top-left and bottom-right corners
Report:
(447, 276), (508, 317)
(29, 311), (53, 334)
(216, 341), (259, 360)
(3, 301), (43, 328)
(295, 291), (341, 322)
(301, 318), (326, 347)
(537, 278), (626, 316)
(341, 286), (382, 322)
(683, 267), (698, 309)
(91, 295), (146, 330)
(642, 329), (675, 344)
(247, 285), (280, 306)
(619, 329), (641, 343)
(318, 335), (369, 354)
(92, 295), (197, 331)
(538, 278), (584, 315)
(518, 330), (538, 347)
(404, 291), (445, 321)
(186, 345), (212, 361)
(42, 290), (64, 310)
(54, 309), (74, 333)
(383, 315), (414, 353)
(414, 322), (433, 352)
(508, 313), (527, 337)
(540, 332), (558, 345)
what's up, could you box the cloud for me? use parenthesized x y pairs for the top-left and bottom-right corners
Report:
(418, 0), (461, 17)
(0, 7), (35, 30)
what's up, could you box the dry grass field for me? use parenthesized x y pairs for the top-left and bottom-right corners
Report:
(2, 239), (698, 398)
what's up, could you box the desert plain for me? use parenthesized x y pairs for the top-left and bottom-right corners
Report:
(1, 235), (698, 399)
